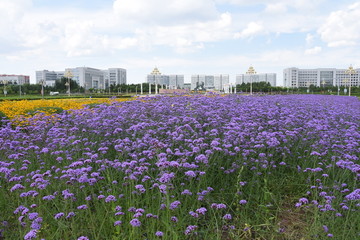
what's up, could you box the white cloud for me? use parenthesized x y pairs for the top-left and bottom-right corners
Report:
(0, 0), (32, 20)
(217, 0), (325, 10)
(318, 2), (360, 47)
(131, 12), (232, 53)
(264, 3), (287, 13)
(113, 0), (218, 24)
(305, 46), (322, 55)
(234, 22), (264, 39)
(62, 21), (108, 57)
(0, 0), (232, 57)
(0, 0), (33, 47)
(306, 33), (314, 45)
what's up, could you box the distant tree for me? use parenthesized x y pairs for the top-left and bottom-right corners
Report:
(54, 77), (80, 93)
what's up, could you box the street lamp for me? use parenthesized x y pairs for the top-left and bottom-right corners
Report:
(321, 80), (325, 89)
(155, 78), (158, 95)
(246, 66), (256, 95)
(333, 78), (341, 96)
(39, 79), (45, 99)
(1, 80), (8, 97)
(2, 80), (9, 97)
(342, 79), (348, 95)
(345, 65), (356, 96)
(64, 70), (73, 97)
(150, 67), (161, 95)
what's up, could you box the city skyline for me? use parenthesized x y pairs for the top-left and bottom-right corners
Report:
(1, 0), (360, 86)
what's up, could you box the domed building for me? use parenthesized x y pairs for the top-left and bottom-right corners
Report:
(146, 67), (169, 86)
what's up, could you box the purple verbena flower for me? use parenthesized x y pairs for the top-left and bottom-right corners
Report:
(155, 231), (164, 237)
(239, 200), (247, 205)
(105, 195), (116, 203)
(10, 184), (25, 192)
(184, 225), (198, 235)
(77, 237), (89, 240)
(169, 200), (181, 210)
(345, 189), (360, 200)
(54, 212), (64, 219)
(196, 207), (207, 215)
(28, 213), (39, 220)
(66, 212), (76, 219)
(114, 221), (122, 226)
(130, 218), (141, 227)
(189, 211), (199, 218)
(181, 189), (192, 195)
(77, 205), (88, 210)
(184, 171), (196, 178)
(24, 229), (37, 240)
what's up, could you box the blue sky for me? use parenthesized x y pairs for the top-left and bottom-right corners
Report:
(1, 0), (360, 86)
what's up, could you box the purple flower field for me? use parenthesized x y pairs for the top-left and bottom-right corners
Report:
(0, 94), (359, 239)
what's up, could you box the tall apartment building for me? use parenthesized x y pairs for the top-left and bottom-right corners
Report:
(107, 68), (127, 86)
(169, 75), (184, 89)
(191, 74), (229, 91)
(36, 70), (64, 87)
(0, 74), (30, 85)
(66, 67), (105, 90)
(146, 68), (184, 89)
(283, 67), (360, 88)
(36, 67), (126, 89)
(214, 74), (230, 91)
(236, 73), (276, 86)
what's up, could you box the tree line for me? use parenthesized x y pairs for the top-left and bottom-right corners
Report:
(1, 79), (359, 96)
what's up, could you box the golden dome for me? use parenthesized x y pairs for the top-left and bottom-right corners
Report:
(246, 66), (256, 74)
(150, 67), (161, 75)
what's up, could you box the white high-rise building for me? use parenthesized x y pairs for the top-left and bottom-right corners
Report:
(283, 67), (360, 88)
(0, 74), (30, 85)
(36, 67), (126, 89)
(65, 67), (104, 90)
(205, 75), (215, 90)
(236, 73), (276, 86)
(169, 75), (184, 89)
(36, 70), (64, 86)
(191, 75), (206, 90)
(214, 74), (229, 90)
(191, 74), (229, 91)
(106, 68), (127, 87)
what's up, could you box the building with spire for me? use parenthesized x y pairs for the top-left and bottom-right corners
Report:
(146, 67), (184, 89)
(236, 66), (276, 86)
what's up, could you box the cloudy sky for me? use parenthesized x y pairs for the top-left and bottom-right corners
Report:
(1, 0), (360, 86)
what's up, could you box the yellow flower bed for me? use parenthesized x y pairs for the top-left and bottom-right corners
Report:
(0, 98), (132, 120)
